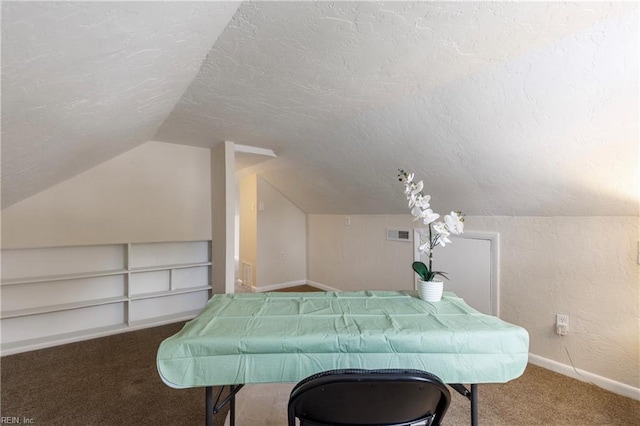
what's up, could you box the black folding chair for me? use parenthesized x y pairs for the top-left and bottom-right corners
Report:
(288, 369), (451, 426)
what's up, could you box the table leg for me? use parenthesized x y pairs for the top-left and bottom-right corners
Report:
(471, 384), (478, 426)
(230, 392), (236, 426)
(206, 386), (213, 426)
(449, 383), (478, 426)
(204, 384), (245, 426)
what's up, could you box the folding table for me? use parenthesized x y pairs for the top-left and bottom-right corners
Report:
(157, 291), (529, 426)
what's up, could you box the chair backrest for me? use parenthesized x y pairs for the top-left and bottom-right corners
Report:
(287, 369), (450, 426)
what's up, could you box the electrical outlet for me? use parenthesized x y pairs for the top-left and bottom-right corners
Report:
(280, 252), (286, 260)
(556, 313), (569, 336)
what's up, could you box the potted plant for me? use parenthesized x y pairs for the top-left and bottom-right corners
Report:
(398, 169), (464, 301)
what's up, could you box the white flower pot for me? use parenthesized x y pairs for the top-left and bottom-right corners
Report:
(417, 280), (443, 302)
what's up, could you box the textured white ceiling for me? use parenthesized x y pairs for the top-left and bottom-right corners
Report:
(1, 1), (240, 207)
(2, 1), (638, 216)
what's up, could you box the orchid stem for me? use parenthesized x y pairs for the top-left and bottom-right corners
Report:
(428, 224), (433, 275)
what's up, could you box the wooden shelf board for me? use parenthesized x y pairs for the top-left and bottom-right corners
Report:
(1, 310), (204, 356)
(129, 262), (212, 273)
(1, 296), (128, 319)
(1, 269), (128, 286)
(128, 310), (202, 329)
(0, 323), (129, 356)
(130, 286), (212, 301)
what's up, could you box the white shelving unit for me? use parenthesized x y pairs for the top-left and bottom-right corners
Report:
(1, 240), (212, 355)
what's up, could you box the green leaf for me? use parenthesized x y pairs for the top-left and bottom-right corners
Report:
(432, 271), (449, 281)
(412, 261), (430, 281)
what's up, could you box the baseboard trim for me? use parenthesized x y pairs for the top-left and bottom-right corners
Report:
(251, 280), (339, 293)
(305, 280), (339, 292)
(251, 280), (308, 292)
(528, 353), (640, 401)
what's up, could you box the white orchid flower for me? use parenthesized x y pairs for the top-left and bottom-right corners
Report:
(420, 209), (440, 225)
(408, 193), (431, 209)
(444, 211), (464, 234)
(412, 206), (438, 224)
(410, 205), (423, 219)
(412, 180), (424, 195)
(418, 240), (430, 254)
(438, 234), (452, 247)
(414, 194), (431, 209)
(433, 222), (452, 246)
(433, 221), (446, 234)
(405, 183), (421, 198)
(407, 192), (418, 208)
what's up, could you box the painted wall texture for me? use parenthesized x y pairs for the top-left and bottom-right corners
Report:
(256, 177), (307, 288)
(238, 174), (258, 288)
(307, 214), (639, 389)
(238, 175), (307, 289)
(1, 142), (212, 248)
(307, 215), (417, 291)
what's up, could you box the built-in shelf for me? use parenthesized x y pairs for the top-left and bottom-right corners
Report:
(1, 240), (212, 355)
(1, 296), (128, 319)
(1, 269), (128, 286)
(130, 286), (211, 301)
(0, 323), (131, 356)
(128, 309), (203, 329)
(130, 262), (212, 274)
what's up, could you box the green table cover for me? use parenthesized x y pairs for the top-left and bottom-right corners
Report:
(157, 291), (529, 388)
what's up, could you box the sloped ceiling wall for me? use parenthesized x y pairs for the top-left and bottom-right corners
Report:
(1, 1), (241, 207)
(2, 2), (638, 216)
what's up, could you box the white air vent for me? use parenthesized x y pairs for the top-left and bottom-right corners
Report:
(387, 229), (411, 242)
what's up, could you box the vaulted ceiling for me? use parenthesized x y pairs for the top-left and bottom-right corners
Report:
(2, 2), (638, 216)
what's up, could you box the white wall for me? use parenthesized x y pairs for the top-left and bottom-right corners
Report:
(1, 141), (212, 248)
(238, 174), (257, 287)
(210, 141), (236, 294)
(307, 214), (639, 390)
(256, 177), (307, 289)
(307, 215), (416, 291)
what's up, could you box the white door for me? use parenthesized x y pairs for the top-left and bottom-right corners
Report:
(414, 230), (498, 316)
